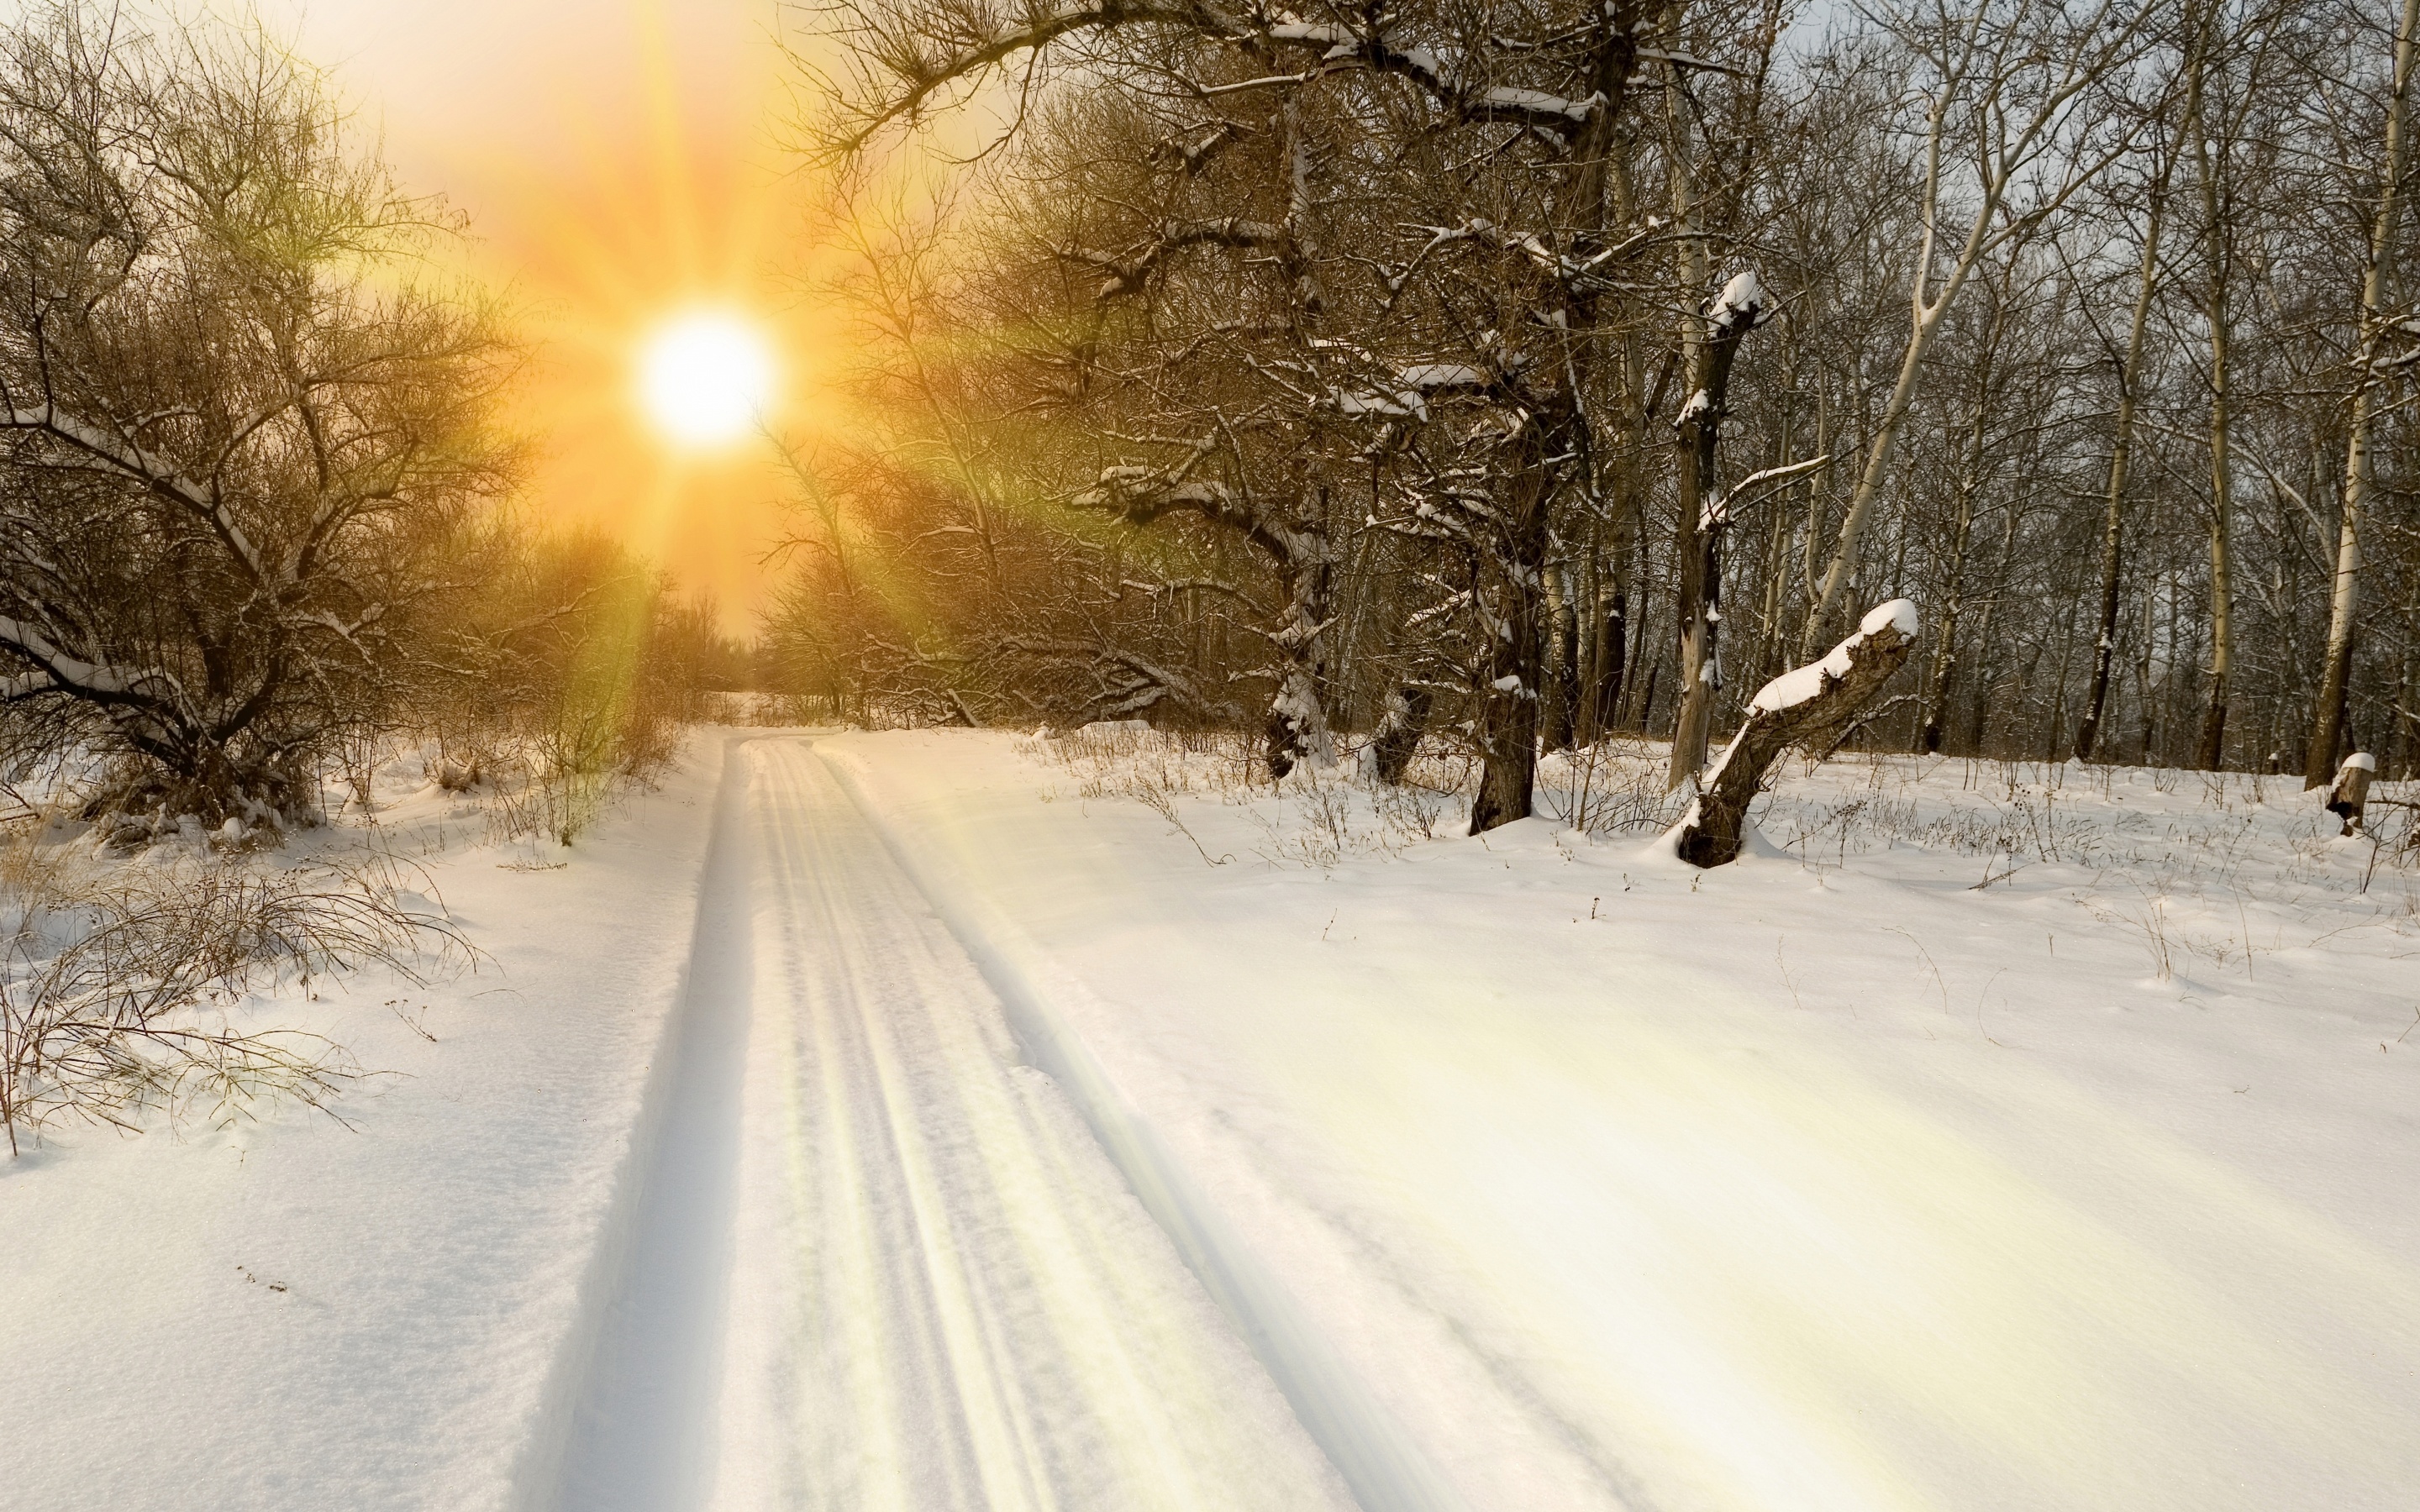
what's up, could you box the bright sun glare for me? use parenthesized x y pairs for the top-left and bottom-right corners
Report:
(639, 312), (776, 448)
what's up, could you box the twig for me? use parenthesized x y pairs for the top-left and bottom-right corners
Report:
(1886, 926), (1951, 1014)
(1975, 967), (2008, 1047)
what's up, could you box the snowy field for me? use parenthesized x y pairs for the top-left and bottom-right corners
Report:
(7, 726), (2417, 1511)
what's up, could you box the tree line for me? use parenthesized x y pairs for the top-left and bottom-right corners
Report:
(767, 0), (2420, 833)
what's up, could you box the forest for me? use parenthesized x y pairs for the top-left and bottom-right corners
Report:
(8, 6), (2420, 1507)
(765, 0), (2420, 833)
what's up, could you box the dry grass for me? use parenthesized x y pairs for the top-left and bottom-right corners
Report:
(1018, 726), (2419, 958)
(1029, 722), (1478, 866)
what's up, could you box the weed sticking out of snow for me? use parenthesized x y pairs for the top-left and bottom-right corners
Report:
(0, 829), (470, 1156)
(4, 732), (739, 1511)
(1036, 723), (2409, 878)
(1028, 722), (1475, 867)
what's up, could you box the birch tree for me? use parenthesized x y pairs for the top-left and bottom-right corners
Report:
(1802, 0), (2151, 656)
(2303, 0), (2420, 785)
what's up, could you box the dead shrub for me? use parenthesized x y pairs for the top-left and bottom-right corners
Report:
(0, 853), (467, 1155)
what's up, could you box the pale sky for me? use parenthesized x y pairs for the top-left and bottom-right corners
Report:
(257, 1), (775, 211)
(254, 0), (828, 633)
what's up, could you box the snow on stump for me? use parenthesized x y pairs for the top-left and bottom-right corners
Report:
(2327, 752), (2376, 837)
(1675, 600), (1919, 869)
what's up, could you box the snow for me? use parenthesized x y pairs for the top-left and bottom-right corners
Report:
(1, 738), (737, 1512)
(3, 403), (266, 577)
(820, 727), (2420, 1512)
(1475, 85), (1597, 122)
(1707, 269), (1771, 328)
(0, 614), (169, 698)
(1864, 596), (1921, 637)
(1398, 361), (1488, 390)
(1333, 387), (1427, 420)
(12, 724), (2420, 1511)
(1749, 598), (1918, 714)
(1268, 21), (1355, 47)
(2344, 752), (2378, 772)
(1702, 454), (1833, 531)
(576, 738), (1347, 1510)
(1, 731), (1349, 1512)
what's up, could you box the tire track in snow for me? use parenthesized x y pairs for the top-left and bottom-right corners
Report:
(555, 738), (1353, 1512)
(812, 742), (1468, 1512)
(724, 739), (1350, 1512)
(546, 737), (760, 1512)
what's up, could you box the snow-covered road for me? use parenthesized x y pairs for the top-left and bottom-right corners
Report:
(560, 738), (1350, 1512)
(13, 727), (2418, 1512)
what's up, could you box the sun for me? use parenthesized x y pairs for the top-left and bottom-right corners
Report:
(638, 311), (776, 448)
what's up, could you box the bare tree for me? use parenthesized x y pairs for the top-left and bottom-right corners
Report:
(2075, 102), (2179, 759)
(0, 8), (513, 827)
(777, 0), (2420, 816)
(1802, 0), (2150, 655)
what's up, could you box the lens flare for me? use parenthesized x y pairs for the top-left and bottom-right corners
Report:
(639, 312), (776, 446)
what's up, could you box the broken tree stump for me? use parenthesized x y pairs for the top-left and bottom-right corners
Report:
(2327, 752), (2375, 837)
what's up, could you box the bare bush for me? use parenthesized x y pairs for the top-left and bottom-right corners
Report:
(413, 528), (702, 845)
(0, 851), (466, 1155)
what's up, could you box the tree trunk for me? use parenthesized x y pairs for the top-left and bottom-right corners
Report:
(1470, 418), (1557, 834)
(2188, 30), (2236, 772)
(1265, 506), (1337, 779)
(1576, 523), (1604, 744)
(2307, 0), (2420, 787)
(1667, 278), (1768, 789)
(1958, 504), (2023, 753)
(1542, 562), (1576, 753)
(2077, 144), (2171, 761)
(1918, 575), (1964, 754)
(2394, 617), (2417, 779)
(1802, 307), (1943, 658)
(1664, 81), (1714, 781)
(2326, 753), (2376, 835)
(1592, 330), (1649, 739)
(1369, 685), (1432, 784)
(1919, 284), (2008, 753)
(1596, 588), (1629, 736)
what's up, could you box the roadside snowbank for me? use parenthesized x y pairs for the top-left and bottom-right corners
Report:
(823, 728), (2420, 1512)
(2, 732), (742, 1512)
